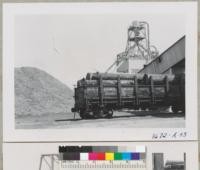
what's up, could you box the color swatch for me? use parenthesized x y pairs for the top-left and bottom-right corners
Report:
(59, 145), (146, 161)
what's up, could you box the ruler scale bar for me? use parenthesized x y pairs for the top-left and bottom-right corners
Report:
(59, 160), (146, 169)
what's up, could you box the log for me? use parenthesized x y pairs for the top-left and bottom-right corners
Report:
(86, 72), (144, 80)
(86, 72), (176, 82)
(78, 80), (134, 86)
(148, 74), (175, 82)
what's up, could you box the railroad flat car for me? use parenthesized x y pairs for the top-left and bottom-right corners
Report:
(71, 72), (185, 119)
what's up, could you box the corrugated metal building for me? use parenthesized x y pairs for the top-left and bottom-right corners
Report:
(138, 36), (185, 74)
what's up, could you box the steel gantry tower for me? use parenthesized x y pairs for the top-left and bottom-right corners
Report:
(106, 21), (158, 73)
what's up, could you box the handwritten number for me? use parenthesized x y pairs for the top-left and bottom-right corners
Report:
(160, 133), (167, 138)
(152, 132), (187, 139)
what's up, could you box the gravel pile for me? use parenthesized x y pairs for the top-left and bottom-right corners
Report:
(15, 67), (74, 117)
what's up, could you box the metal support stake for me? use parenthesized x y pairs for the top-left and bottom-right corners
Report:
(150, 76), (154, 104)
(117, 76), (122, 108)
(98, 75), (104, 108)
(164, 75), (169, 98)
(134, 76), (138, 106)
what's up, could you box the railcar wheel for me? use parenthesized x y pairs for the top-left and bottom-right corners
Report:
(79, 109), (92, 119)
(141, 106), (147, 111)
(93, 110), (101, 119)
(92, 109), (113, 119)
(149, 107), (158, 111)
(98, 109), (110, 118)
(172, 106), (178, 113)
(179, 107), (185, 115)
(182, 107), (185, 114)
(106, 110), (113, 118)
(134, 106), (139, 110)
(86, 112), (95, 119)
(79, 111), (87, 119)
(92, 109), (102, 119)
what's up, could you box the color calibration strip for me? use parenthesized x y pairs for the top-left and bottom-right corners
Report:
(59, 146), (146, 161)
(59, 146), (146, 169)
(60, 152), (145, 161)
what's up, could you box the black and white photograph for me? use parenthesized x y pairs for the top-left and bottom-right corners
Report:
(3, 2), (198, 141)
(152, 153), (185, 170)
(15, 13), (186, 129)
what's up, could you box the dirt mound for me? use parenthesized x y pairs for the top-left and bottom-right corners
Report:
(15, 67), (74, 116)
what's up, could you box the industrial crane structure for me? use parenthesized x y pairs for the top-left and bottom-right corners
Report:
(106, 21), (159, 73)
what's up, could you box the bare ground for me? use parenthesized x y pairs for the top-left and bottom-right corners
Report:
(15, 110), (185, 129)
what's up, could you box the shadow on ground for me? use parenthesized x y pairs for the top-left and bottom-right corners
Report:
(55, 111), (185, 122)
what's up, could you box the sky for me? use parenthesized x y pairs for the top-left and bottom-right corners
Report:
(15, 13), (185, 89)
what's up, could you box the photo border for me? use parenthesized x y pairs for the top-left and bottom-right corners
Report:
(3, 2), (198, 142)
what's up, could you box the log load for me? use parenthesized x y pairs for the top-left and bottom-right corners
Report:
(72, 72), (185, 119)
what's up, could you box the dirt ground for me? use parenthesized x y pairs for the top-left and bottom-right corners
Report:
(15, 110), (185, 129)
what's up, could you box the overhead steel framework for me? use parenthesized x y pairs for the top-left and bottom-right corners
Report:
(106, 21), (158, 73)
(39, 154), (59, 170)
